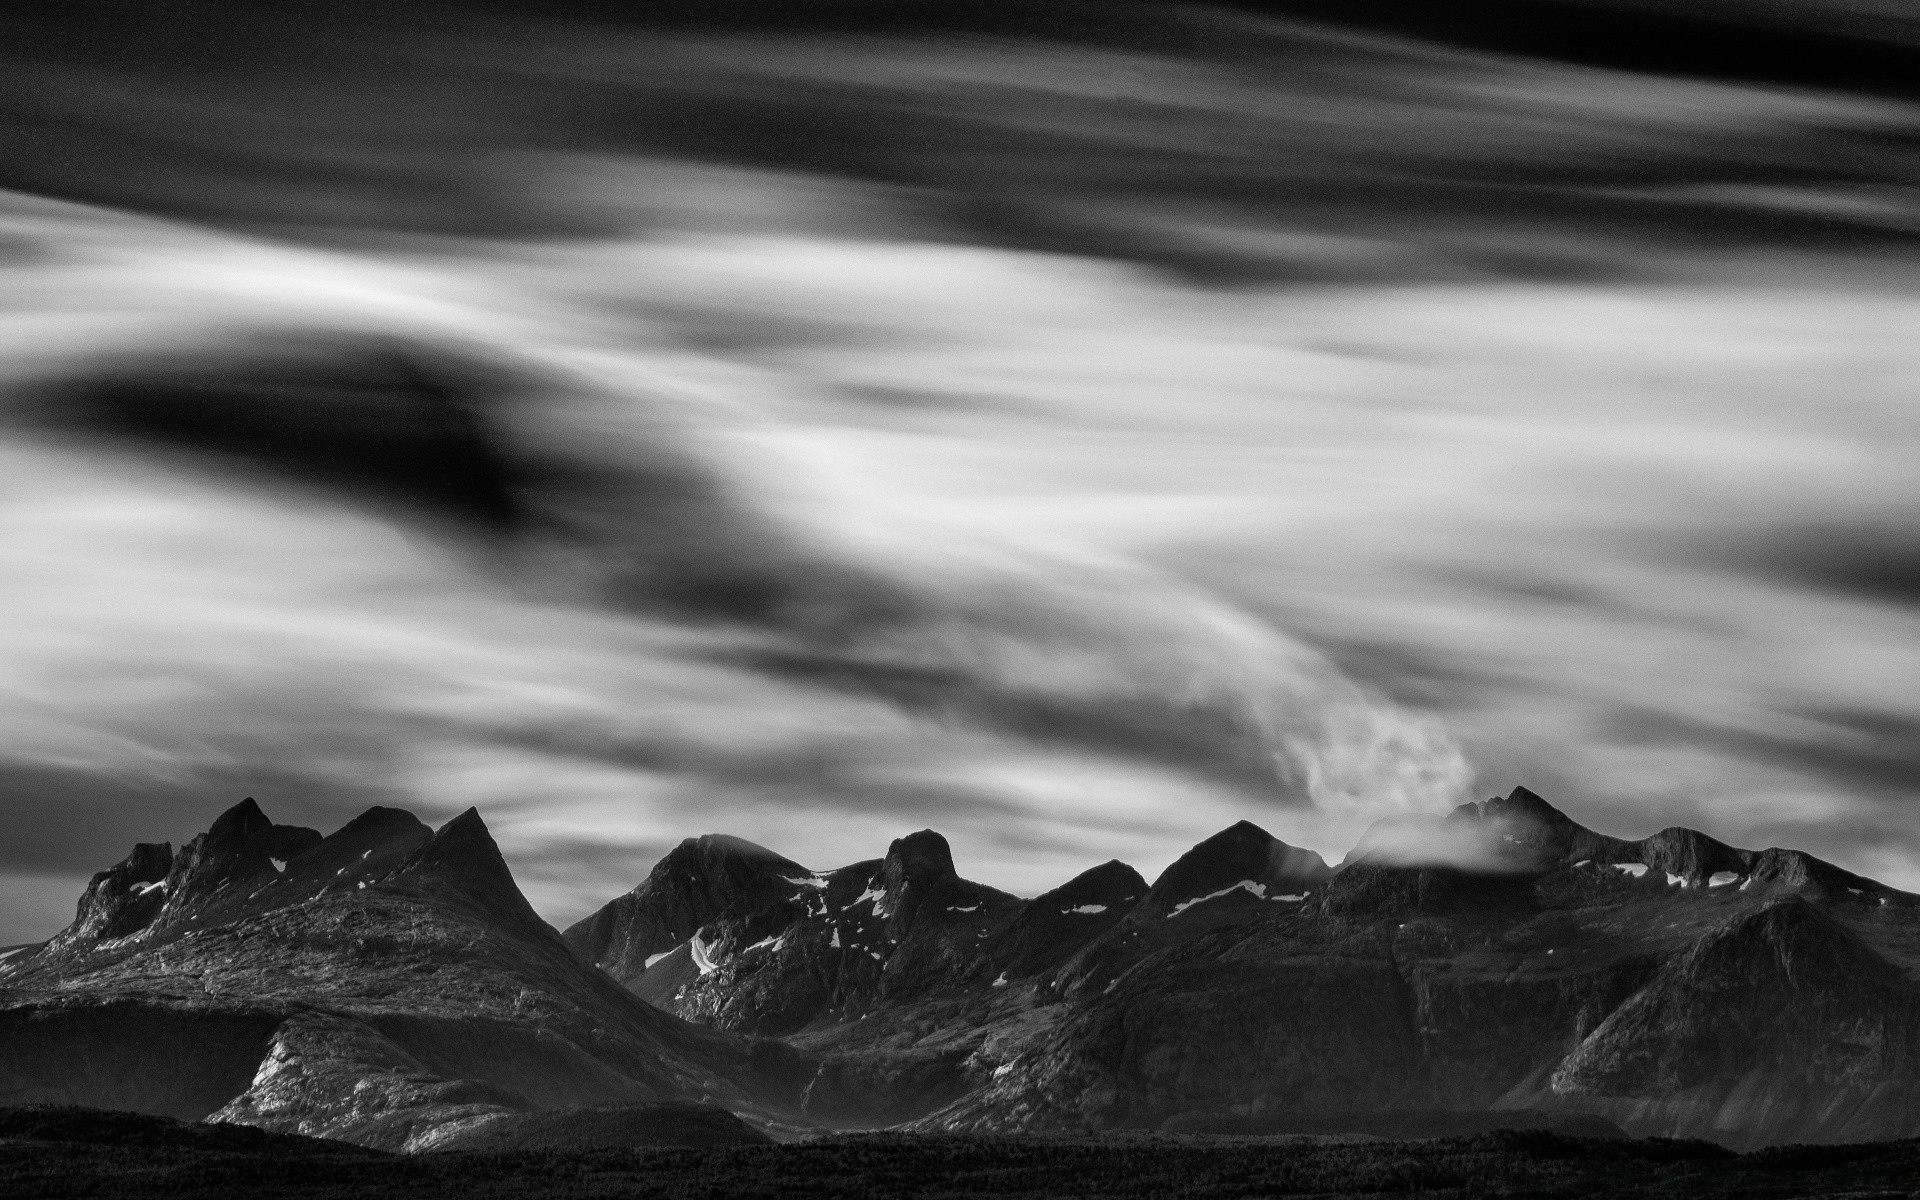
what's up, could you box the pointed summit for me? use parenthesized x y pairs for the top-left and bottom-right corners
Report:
(985, 859), (1148, 979)
(41, 798), (324, 951)
(207, 796), (270, 844)
(402, 808), (504, 879)
(407, 807), (490, 859)
(165, 798), (321, 909)
(1145, 820), (1330, 918)
(1448, 786), (1576, 835)
(196, 797), (322, 863)
(396, 808), (547, 931)
(562, 832), (810, 978)
(306, 805), (431, 865)
(1441, 786), (1597, 870)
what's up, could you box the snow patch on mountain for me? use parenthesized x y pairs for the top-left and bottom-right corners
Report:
(1169, 880), (1266, 916)
(1613, 863), (1649, 878)
(689, 932), (718, 976)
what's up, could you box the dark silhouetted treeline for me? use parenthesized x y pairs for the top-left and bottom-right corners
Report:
(6, 1105), (1920, 1199)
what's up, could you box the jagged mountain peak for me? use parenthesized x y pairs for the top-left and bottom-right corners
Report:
(982, 858), (1148, 980)
(180, 797), (322, 881)
(681, 832), (796, 862)
(1445, 786), (1584, 864)
(207, 795), (271, 841)
(27, 787), (1920, 1152)
(561, 831), (811, 977)
(332, 805), (432, 842)
(285, 805), (433, 889)
(1142, 819), (1331, 918)
(399, 806), (494, 874)
(60, 841), (176, 943)
(1055, 859), (1147, 905)
(883, 830), (956, 884)
(3, 799), (797, 1151)
(49, 798), (326, 949)
(649, 834), (807, 889)
(394, 807), (549, 930)
(1483, 785), (1572, 824)
(36, 800), (549, 956)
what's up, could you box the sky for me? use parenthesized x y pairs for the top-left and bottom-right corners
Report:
(1, 1), (1919, 943)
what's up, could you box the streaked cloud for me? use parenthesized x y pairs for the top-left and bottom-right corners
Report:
(1, 6), (1917, 944)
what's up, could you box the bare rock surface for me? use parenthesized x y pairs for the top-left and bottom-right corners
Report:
(0, 800), (812, 1148)
(17, 787), (1920, 1150)
(570, 787), (1920, 1147)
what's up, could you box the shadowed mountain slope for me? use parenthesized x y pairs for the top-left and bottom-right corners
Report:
(0, 800), (811, 1151)
(567, 787), (1920, 1148)
(16, 787), (1920, 1150)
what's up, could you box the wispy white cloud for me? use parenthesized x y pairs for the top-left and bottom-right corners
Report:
(2, 12), (1919, 947)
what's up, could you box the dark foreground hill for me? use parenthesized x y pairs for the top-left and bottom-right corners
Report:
(11, 1105), (1920, 1200)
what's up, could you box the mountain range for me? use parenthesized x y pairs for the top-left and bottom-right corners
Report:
(6, 787), (1920, 1151)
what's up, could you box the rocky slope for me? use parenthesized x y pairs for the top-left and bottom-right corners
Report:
(0, 800), (810, 1151)
(15, 786), (1920, 1150)
(568, 787), (1920, 1148)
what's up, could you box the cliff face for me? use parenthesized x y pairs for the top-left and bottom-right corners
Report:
(50, 799), (325, 951)
(0, 800), (810, 1150)
(1514, 896), (1920, 1147)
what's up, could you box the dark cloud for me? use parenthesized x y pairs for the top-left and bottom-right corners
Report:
(7, 2), (1920, 279)
(1603, 705), (1920, 806)
(1709, 520), (1920, 607)
(4, 312), (919, 636)
(0, 756), (413, 875)
(25, 332), (520, 532)
(2, 0), (1918, 936)
(1288, 634), (1533, 715)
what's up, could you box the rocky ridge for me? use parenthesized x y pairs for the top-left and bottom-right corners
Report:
(11, 787), (1920, 1150)
(568, 787), (1920, 1148)
(0, 800), (810, 1151)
